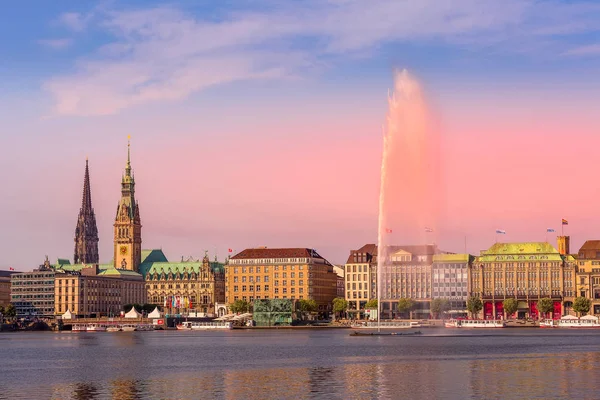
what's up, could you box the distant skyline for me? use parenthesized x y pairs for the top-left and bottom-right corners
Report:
(3, 1), (600, 269)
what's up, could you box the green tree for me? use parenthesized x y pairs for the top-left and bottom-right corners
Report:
(229, 299), (251, 314)
(365, 299), (378, 309)
(4, 304), (16, 319)
(573, 297), (592, 316)
(466, 297), (483, 318)
(332, 297), (348, 318)
(298, 299), (318, 320)
(0, 305), (5, 316)
(397, 298), (415, 319)
(430, 298), (450, 319)
(537, 298), (554, 319)
(503, 298), (518, 318)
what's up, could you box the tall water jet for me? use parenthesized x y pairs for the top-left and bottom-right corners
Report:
(377, 69), (441, 325)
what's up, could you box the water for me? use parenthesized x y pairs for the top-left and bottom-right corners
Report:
(1, 329), (600, 399)
(377, 70), (441, 313)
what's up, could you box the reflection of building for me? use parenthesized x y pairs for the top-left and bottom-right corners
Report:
(0, 270), (17, 307)
(226, 248), (337, 310)
(11, 260), (55, 317)
(469, 239), (576, 319)
(333, 265), (345, 298)
(432, 254), (473, 314)
(575, 240), (600, 315)
(54, 263), (145, 317)
(142, 250), (225, 315)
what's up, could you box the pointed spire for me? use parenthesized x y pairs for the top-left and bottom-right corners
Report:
(81, 158), (93, 212)
(74, 158), (99, 265)
(125, 135), (132, 177)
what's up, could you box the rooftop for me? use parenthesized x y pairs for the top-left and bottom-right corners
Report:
(231, 248), (327, 260)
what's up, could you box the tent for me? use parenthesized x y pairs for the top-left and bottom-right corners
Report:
(148, 307), (163, 318)
(581, 315), (598, 321)
(62, 310), (74, 320)
(124, 307), (142, 319)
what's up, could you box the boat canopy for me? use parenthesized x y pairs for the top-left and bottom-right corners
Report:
(581, 315), (599, 321)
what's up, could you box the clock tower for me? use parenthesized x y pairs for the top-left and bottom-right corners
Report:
(114, 137), (142, 272)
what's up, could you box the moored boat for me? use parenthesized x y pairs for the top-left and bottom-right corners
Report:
(87, 324), (107, 332)
(445, 319), (505, 328)
(552, 315), (600, 328)
(72, 324), (87, 332)
(351, 321), (421, 329)
(121, 324), (137, 332)
(106, 326), (121, 332)
(176, 322), (193, 330)
(190, 321), (233, 330)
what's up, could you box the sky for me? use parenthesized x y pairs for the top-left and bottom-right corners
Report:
(3, 0), (600, 269)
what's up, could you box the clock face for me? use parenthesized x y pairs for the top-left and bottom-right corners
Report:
(120, 245), (128, 255)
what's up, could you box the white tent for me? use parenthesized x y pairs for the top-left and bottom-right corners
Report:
(124, 307), (142, 319)
(581, 315), (598, 321)
(62, 310), (74, 319)
(148, 307), (163, 318)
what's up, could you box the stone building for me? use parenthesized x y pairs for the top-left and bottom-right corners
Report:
(469, 239), (576, 319)
(226, 248), (337, 311)
(432, 253), (473, 315)
(574, 239), (600, 315)
(142, 250), (226, 316)
(0, 270), (17, 308)
(73, 159), (99, 265)
(10, 260), (56, 318)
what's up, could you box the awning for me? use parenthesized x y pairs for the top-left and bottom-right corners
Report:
(517, 301), (528, 309)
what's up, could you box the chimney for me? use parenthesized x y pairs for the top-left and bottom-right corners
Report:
(557, 236), (570, 256)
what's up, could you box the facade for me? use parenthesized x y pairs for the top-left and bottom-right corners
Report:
(575, 240), (600, 315)
(142, 250), (226, 315)
(0, 270), (16, 307)
(469, 240), (576, 319)
(10, 260), (55, 318)
(73, 159), (99, 265)
(113, 140), (142, 272)
(226, 248), (337, 311)
(432, 253), (473, 313)
(333, 265), (345, 299)
(344, 244), (376, 318)
(54, 264), (146, 317)
(345, 244), (445, 319)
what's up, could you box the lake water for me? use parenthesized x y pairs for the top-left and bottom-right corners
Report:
(1, 328), (599, 399)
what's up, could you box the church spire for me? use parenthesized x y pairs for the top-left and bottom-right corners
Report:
(125, 135), (132, 177)
(74, 158), (99, 265)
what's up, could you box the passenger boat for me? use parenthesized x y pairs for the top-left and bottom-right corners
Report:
(136, 324), (154, 331)
(177, 321), (233, 330)
(543, 315), (600, 328)
(445, 319), (505, 328)
(106, 326), (121, 332)
(176, 321), (193, 330)
(351, 321), (421, 329)
(350, 330), (422, 337)
(121, 324), (137, 332)
(72, 324), (87, 332)
(87, 324), (107, 332)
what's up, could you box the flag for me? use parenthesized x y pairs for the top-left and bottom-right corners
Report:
(562, 219), (568, 225)
(189, 299), (193, 309)
(163, 296), (167, 307)
(385, 228), (393, 233)
(425, 227), (433, 233)
(228, 248), (233, 253)
(495, 230), (506, 234)
(547, 228), (555, 233)
(9, 267), (14, 271)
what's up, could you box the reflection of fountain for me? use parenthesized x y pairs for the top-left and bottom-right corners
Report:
(377, 70), (440, 328)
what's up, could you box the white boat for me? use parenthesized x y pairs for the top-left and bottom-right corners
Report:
(87, 324), (107, 332)
(190, 321), (233, 330)
(106, 326), (121, 332)
(551, 315), (600, 328)
(136, 324), (154, 331)
(121, 324), (137, 332)
(72, 324), (87, 332)
(176, 321), (193, 330)
(445, 319), (505, 328)
(352, 321), (421, 329)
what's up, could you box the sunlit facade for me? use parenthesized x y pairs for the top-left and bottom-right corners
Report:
(575, 240), (600, 315)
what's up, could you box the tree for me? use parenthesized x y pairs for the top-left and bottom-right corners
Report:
(503, 298), (518, 318)
(573, 297), (592, 316)
(298, 299), (318, 320)
(397, 298), (415, 318)
(332, 298), (348, 318)
(430, 298), (450, 319)
(466, 297), (483, 319)
(4, 304), (16, 319)
(229, 299), (251, 314)
(0, 305), (5, 315)
(537, 298), (554, 319)
(365, 299), (378, 309)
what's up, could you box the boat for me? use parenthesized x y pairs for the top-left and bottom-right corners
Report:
(350, 330), (422, 337)
(547, 315), (600, 328)
(445, 319), (505, 328)
(72, 324), (87, 332)
(351, 321), (421, 329)
(106, 326), (121, 332)
(121, 324), (137, 332)
(176, 321), (193, 330)
(136, 324), (154, 331)
(177, 321), (233, 330)
(87, 324), (107, 332)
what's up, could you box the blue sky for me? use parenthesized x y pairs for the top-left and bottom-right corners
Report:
(3, 0), (600, 269)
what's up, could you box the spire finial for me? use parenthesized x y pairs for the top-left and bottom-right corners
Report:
(125, 135), (132, 176)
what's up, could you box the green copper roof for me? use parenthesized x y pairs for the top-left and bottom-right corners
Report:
(477, 242), (563, 263)
(97, 267), (143, 277)
(141, 249), (168, 264)
(432, 253), (472, 263)
(141, 261), (225, 278)
(57, 258), (71, 265)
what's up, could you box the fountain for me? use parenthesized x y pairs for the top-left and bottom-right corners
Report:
(376, 69), (441, 331)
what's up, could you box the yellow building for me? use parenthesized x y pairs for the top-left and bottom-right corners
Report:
(226, 248), (337, 311)
(344, 244), (376, 318)
(575, 240), (600, 315)
(469, 239), (576, 319)
(54, 264), (146, 317)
